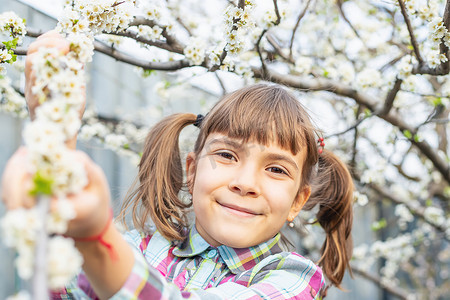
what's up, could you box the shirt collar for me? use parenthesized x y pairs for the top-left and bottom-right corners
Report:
(173, 225), (283, 274)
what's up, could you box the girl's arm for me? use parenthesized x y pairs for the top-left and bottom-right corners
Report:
(2, 149), (136, 299)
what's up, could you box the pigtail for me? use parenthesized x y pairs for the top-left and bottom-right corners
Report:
(119, 113), (197, 241)
(304, 149), (354, 288)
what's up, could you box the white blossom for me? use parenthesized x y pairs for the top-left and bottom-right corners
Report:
(47, 198), (77, 234)
(424, 206), (445, 226)
(47, 236), (83, 289)
(294, 56), (313, 74)
(354, 190), (369, 206)
(395, 204), (414, 230)
(355, 68), (382, 89)
(184, 37), (206, 65)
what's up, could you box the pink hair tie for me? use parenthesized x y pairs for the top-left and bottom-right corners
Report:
(317, 137), (325, 154)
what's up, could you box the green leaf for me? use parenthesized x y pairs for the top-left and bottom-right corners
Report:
(142, 69), (156, 77)
(29, 171), (53, 196)
(413, 134), (420, 142)
(123, 143), (130, 149)
(364, 108), (372, 117)
(425, 199), (432, 207)
(2, 38), (18, 50)
(403, 130), (412, 139)
(371, 218), (387, 231)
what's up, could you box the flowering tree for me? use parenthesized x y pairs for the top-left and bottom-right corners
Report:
(0, 0), (449, 299)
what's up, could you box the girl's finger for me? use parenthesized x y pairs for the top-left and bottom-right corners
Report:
(1, 148), (34, 209)
(36, 30), (62, 41)
(27, 37), (70, 55)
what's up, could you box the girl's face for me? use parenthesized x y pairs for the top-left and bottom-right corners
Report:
(186, 133), (311, 248)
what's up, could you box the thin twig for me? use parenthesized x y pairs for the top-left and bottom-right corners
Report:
(398, 0), (424, 65)
(266, 33), (293, 63)
(325, 115), (371, 139)
(215, 72), (227, 96)
(256, 29), (268, 79)
(272, 0), (281, 25)
(336, 0), (360, 39)
(289, 0), (311, 59)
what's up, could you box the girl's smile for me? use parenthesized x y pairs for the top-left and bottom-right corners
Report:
(186, 133), (311, 248)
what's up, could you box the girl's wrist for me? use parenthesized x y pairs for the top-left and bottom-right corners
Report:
(72, 210), (119, 260)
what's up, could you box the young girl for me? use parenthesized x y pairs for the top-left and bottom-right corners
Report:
(2, 32), (353, 299)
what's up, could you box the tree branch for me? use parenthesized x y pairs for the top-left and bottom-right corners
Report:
(108, 29), (184, 54)
(440, 0), (450, 72)
(379, 77), (402, 116)
(93, 40), (191, 70)
(0, 45), (28, 55)
(398, 0), (424, 66)
(128, 17), (185, 52)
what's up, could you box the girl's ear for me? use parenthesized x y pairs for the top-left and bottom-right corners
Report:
(186, 152), (197, 193)
(288, 186), (311, 221)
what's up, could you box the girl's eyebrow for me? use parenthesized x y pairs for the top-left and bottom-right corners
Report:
(264, 153), (299, 172)
(207, 138), (244, 150)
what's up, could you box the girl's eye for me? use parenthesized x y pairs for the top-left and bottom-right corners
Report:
(267, 166), (287, 175)
(216, 152), (236, 161)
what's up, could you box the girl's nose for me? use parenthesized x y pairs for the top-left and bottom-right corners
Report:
(228, 165), (260, 197)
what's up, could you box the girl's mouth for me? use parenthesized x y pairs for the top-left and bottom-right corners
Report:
(218, 202), (260, 217)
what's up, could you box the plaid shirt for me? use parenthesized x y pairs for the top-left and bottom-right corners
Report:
(54, 226), (324, 299)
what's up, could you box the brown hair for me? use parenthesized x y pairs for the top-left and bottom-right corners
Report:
(119, 84), (353, 287)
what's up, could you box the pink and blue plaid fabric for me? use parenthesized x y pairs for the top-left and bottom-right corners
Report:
(53, 226), (324, 299)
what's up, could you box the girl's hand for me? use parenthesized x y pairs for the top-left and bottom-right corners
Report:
(1, 147), (112, 239)
(25, 30), (86, 121)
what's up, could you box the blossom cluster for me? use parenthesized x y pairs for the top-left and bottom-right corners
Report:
(184, 37), (207, 66)
(79, 109), (145, 166)
(57, 0), (135, 35)
(223, 3), (256, 56)
(0, 11), (27, 75)
(0, 75), (28, 118)
(0, 11), (27, 41)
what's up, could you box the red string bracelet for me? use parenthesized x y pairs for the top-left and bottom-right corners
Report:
(69, 210), (118, 261)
